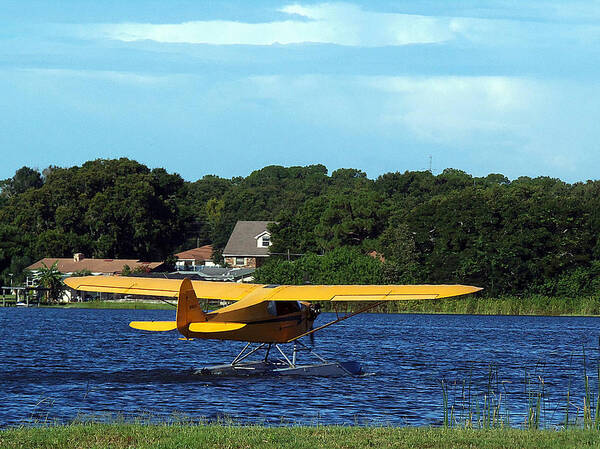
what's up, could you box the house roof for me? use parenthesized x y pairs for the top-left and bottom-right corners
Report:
(130, 267), (255, 282)
(223, 220), (274, 257)
(175, 245), (213, 262)
(26, 258), (163, 274)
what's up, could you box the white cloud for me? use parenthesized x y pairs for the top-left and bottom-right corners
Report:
(64, 2), (600, 50)
(234, 74), (539, 140)
(365, 76), (539, 143)
(222, 74), (599, 175)
(76, 3), (457, 47)
(4, 64), (599, 180)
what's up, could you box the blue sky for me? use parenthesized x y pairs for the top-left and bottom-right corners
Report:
(2, 1), (599, 182)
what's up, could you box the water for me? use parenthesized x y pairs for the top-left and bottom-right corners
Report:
(1, 308), (600, 427)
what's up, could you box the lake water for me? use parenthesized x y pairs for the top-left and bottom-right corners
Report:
(1, 308), (600, 428)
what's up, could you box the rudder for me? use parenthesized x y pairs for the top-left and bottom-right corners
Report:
(176, 278), (206, 337)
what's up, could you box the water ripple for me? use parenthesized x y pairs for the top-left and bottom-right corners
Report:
(1, 308), (600, 427)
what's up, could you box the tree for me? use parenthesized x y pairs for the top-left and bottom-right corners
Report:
(163, 254), (178, 272)
(378, 222), (420, 283)
(315, 191), (387, 251)
(255, 247), (385, 285)
(0, 166), (43, 198)
(37, 261), (65, 302)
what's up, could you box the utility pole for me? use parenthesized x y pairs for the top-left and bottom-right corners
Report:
(428, 155), (433, 174)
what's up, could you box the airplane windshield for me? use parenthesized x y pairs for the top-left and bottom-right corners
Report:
(267, 301), (301, 316)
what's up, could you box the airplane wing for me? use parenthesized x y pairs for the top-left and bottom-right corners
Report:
(64, 276), (481, 306)
(262, 284), (481, 301)
(218, 283), (482, 312)
(63, 276), (262, 300)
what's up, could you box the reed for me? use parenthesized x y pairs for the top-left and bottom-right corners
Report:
(441, 363), (510, 429)
(442, 347), (600, 430)
(321, 294), (600, 316)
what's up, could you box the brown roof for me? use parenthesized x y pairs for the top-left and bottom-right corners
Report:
(26, 258), (163, 274)
(175, 245), (213, 262)
(223, 220), (274, 257)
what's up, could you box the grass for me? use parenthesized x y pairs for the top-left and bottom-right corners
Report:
(324, 295), (600, 316)
(58, 300), (176, 310)
(3, 424), (600, 449)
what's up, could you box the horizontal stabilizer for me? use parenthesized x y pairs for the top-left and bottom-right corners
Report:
(130, 321), (177, 331)
(188, 322), (246, 333)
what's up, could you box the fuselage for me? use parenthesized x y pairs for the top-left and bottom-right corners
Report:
(182, 300), (317, 343)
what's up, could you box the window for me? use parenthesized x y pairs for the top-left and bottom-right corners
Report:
(276, 301), (301, 316)
(235, 257), (245, 266)
(267, 300), (301, 316)
(261, 235), (270, 247)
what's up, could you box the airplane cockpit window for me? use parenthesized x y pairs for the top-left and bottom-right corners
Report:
(276, 301), (301, 315)
(267, 301), (301, 316)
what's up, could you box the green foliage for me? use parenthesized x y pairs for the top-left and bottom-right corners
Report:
(255, 247), (385, 285)
(163, 255), (178, 272)
(0, 159), (185, 271)
(0, 166), (43, 198)
(1, 159), (600, 296)
(36, 261), (65, 302)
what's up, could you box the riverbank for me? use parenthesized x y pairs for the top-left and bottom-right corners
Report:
(57, 300), (175, 310)
(2, 424), (599, 449)
(317, 294), (600, 316)
(384, 294), (600, 316)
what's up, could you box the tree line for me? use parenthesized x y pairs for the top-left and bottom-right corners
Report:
(1, 159), (599, 297)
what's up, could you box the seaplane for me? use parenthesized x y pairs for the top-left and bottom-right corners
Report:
(64, 276), (482, 377)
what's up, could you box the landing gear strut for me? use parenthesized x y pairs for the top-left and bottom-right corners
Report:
(195, 340), (364, 377)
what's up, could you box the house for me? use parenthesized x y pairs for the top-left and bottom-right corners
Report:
(26, 253), (164, 301)
(222, 220), (274, 268)
(174, 245), (215, 271)
(26, 253), (163, 276)
(134, 266), (255, 283)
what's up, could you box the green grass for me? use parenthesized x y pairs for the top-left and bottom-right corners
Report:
(58, 300), (176, 310)
(324, 295), (600, 316)
(2, 424), (600, 449)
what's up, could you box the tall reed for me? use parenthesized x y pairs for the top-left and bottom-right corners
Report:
(441, 348), (600, 430)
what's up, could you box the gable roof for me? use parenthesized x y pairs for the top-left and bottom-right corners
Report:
(175, 245), (213, 261)
(26, 258), (163, 274)
(223, 220), (274, 257)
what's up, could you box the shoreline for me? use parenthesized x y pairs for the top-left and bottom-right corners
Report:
(23, 295), (600, 318)
(5, 295), (600, 317)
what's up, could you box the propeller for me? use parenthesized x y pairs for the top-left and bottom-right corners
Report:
(307, 303), (321, 346)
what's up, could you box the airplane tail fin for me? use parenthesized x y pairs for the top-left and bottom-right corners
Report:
(176, 278), (206, 337)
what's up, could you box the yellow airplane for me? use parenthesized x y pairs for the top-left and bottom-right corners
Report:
(64, 276), (481, 375)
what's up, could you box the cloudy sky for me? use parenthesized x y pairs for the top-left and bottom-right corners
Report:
(2, 1), (599, 182)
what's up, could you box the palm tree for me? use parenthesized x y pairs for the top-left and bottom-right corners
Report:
(37, 261), (65, 303)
